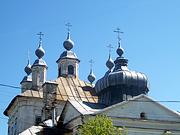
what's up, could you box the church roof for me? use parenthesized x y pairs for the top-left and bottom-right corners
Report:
(55, 77), (98, 103)
(67, 100), (100, 115)
(58, 94), (180, 128)
(4, 77), (98, 116)
(19, 126), (43, 135)
(20, 90), (43, 98)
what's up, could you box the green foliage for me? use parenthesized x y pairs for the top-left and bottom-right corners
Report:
(78, 115), (126, 135)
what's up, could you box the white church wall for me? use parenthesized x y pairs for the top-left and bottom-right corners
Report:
(7, 97), (44, 135)
(63, 102), (81, 124)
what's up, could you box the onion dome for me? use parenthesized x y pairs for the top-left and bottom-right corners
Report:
(21, 59), (32, 84)
(63, 32), (74, 51)
(95, 38), (149, 105)
(88, 69), (96, 84)
(24, 60), (32, 75)
(106, 54), (114, 70)
(56, 32), (80, 63)
(32, 36), (47, 67)
(35, 41), (45, 59)
(116, 44), (124, 57)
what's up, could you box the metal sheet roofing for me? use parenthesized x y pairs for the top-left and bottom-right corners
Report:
(56, 77), (98, 103)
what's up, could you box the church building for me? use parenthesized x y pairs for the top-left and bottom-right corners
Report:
(4, 26), (180, 135)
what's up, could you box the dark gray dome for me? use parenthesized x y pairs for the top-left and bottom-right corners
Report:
(63, 32), (74, 51)
(116, 45), (124, 57)
(24, 60), (31, 75)
(95, 70), (148, 93)
(95, 45), (149, 96)
(88, 69), (96, 84)
(35, 43), (45, 59)
(106, 55), (114, 70)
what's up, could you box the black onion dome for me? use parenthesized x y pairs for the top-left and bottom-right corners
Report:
(21, 60), (32, 84)
(63, 32), (74, 51)
(24, 60), (31, 75)
(116, 46), (124, 57)
(88, 69), (96, 84)
(106, 55), (114, 70)
(35, 43), (45, 59)
(95, 45), (149, 96)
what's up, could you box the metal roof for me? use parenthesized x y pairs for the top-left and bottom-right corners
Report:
(19, 126), (43, 135)
(55, 77), (98, 103)
(68, 100), (100, 115)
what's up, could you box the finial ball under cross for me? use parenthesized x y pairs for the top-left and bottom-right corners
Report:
(65, 22), (72, 32)
(37, 32), (44, 41)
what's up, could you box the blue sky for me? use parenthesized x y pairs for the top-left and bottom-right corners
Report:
(0, 0), (180, 134)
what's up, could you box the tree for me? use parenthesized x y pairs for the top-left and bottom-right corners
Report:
(78, 115), (127, 135)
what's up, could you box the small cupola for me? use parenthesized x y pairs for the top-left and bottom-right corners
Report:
(87, 59), (96, 84)
(20, 58), (32, 92)
(56, 23), (80, 78)
(31, 32), (47, 90)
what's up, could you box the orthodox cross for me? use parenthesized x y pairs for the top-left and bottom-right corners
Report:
(89, 59), (94, 70)
(65, 22), (72, 32)
(114, 28), (123, 42)
(37, 32), (44, 41)
(107, 44), (113, 55)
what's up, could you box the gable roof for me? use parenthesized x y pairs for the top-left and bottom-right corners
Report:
(58, 99), (102, 126)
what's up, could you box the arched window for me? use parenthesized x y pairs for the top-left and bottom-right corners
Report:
(68, 65), (74, 75)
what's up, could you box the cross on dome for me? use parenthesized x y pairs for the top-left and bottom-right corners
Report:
(107, 44), (114, 56)
(37, 32), (44, 41)
(114, 28), (123, 46)
(35, 32), (45, 59)
(65, 22), (72, 32)
(89, 59), (94, 70)
(88, 59), (96, 84)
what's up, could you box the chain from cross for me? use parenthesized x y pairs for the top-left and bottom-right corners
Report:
(107, 44), (113, 55)
(114, 28), (123, 42)
(89, 59), (94, 70)
(65, 22), (72, 32)
(37, 32), (44, 41)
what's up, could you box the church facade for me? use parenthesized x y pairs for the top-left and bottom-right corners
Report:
(4, 27), (180, 135)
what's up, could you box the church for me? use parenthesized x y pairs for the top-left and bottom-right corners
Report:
(4, 26), (180, 135)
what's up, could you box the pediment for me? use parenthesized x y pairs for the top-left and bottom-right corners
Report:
(97, 94), (180, 122)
